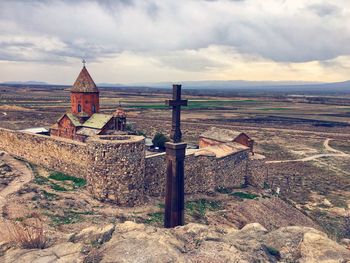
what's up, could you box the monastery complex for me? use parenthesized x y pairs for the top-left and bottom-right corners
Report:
(0, 65), (265, 206)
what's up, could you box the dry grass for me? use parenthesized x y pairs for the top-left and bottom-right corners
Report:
(1, 217), (49, 249)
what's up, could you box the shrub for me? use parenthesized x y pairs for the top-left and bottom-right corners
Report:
(230, 192), (259, 200)
(5, 219), (49, 249)
(152, 132), (169, 150)
(265, 245), (281, 259)
(185, 199), (222, 221)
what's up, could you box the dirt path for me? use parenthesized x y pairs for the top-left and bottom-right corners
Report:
(0, 152), (34, 217)
(323, 138), (343, 153)
(266, 139), (350, 164)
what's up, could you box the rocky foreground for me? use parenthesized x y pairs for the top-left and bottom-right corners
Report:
(2, 221), (350, 263)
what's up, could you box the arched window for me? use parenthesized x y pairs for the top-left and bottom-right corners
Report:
(92, 105), (96, 113)
(78, 104), (81, 112)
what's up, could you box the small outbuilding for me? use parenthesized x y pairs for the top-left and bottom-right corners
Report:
(199, 127), (254, 154)
(20, 127), (50, 136)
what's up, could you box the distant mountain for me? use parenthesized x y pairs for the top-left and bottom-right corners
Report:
(128, 80), (350, 93)
(98, 83), (127, 87)
(2, 79), (350, 94)
(133, 80), (323, 89)
(2, 81), (49, 85)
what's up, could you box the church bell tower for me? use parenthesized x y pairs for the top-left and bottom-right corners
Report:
(70, 61), (99, 117)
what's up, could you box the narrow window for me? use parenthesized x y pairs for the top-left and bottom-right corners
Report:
(78, 104), (81, 112)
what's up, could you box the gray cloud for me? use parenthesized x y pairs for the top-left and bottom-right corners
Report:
(308, 3), (340, 17)
(0, 0), (349, 64)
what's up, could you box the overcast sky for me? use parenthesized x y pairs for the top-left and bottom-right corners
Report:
(0, 0), (349, 84)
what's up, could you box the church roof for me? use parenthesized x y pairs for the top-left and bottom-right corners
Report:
(66, 113), (84, 127)
(76, 127), (102, 136)
(200, 127), (246, 143)
(71, 66), (99, 93)
(194, 142), (248, 158)
(82, 113), (113, 129)
(56, 113), (84, 127)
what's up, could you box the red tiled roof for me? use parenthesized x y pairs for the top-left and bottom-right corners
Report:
(71, 66), (99, 93)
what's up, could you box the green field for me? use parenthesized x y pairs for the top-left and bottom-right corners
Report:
(125, 99), (260, 110)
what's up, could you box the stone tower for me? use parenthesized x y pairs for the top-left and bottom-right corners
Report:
(70, 65), (99, 117)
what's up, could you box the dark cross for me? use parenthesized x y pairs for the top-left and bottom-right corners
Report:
(82, 59), (86, 67)
(166, 85), (188, 143)
(164, 84), (187, 228)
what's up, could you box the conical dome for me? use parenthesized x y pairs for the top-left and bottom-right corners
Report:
(71, 66), (99, 93)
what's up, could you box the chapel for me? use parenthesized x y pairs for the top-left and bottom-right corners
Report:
(50, 64), (127, 141)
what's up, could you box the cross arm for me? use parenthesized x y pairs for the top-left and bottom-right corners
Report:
(166, 100), (188, 107)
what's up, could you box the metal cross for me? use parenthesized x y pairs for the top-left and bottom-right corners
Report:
(82, 59), (86, 67)
(166, 85), (188, 143)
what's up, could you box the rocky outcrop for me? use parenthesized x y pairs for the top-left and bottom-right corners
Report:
(2, 222), (349, 263)
(100, 222), (350, 263)
(69, 223), (115, 245)
(3, 242), (83, 263)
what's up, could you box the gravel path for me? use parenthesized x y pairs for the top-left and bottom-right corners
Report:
(0, 152), (34, 217)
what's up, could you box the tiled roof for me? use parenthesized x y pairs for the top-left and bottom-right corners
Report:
(194, 142), (248, 158)
(71, 66), (99, 93)
(66, 113), (84, 127)
(76, 127), (101, 136)
(200, 127), (243, 143)
(55, 113), (83, 127)
(82, 113), (113, 129)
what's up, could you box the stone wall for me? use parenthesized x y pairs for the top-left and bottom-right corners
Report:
(247, 159), (268, 188)
(0, 127), (90, 177)
(145, 150), (249, 197)
(87, 135), (145, 206)
(245, 160), (311, 192)
(0, 128), (145, 206)
(0, 127), (259, 206)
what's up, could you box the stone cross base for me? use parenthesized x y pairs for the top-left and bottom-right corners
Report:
(164, 142), (187, 228)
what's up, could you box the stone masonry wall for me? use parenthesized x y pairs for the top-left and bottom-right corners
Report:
(0, 127), (258, 206)
(0, 128), (90, 177)
(87, 135), (145, 206)
(145, 150), (249, 197)
(0, 128), (145, 206)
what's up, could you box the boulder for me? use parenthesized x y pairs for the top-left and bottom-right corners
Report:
(299, 231), (350, 263)
(264, 226), (350, 262)
(101, 222), (184, 263)
(3, 242), (83, 263)
(69, 223), (115, 245)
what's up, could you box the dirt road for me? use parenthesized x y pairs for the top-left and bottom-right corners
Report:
(266, 139), (349, 164)
(0, 152), (33, 217)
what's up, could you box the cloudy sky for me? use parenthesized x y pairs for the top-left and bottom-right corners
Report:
(0, 0), (349, 84)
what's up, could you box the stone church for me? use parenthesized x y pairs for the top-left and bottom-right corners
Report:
(50, 65), (127, 142)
